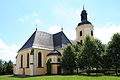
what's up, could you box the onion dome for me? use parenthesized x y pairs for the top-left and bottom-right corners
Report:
(77, 8), (92, 26)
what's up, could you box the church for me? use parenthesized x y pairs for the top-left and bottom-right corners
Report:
(13, 8), (94, 76)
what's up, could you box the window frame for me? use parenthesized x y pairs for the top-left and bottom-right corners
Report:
(38, 52), (42, 68)
(91, 30), (93, 36)
(26, 53), (29, 68)
(21, 55), (23, 68)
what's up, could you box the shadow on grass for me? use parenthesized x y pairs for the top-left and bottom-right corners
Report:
(9, 75), (35, 78)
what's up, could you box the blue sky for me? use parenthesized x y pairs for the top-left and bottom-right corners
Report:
(0, 0), (120, 62)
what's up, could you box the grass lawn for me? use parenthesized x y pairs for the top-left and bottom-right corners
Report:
(0, 75), (120, 80)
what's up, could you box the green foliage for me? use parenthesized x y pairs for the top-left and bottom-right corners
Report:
(61, 44), (76, 73)
(0, 59), (3, 74)
(6, 60), (13, 74)
(78, 36), (105, 74)
(0, 59), (13, 74)
(92, 39), (105, 69)
(80, 36), (96, 70)
(46, 59), (51, 74)
(72, 44), (81, 72)
(106, 33), (120, 75)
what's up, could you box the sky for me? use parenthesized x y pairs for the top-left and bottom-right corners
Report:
(0, 0), (120, 63)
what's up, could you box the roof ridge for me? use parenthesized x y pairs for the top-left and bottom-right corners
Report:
(31, 31), (37, 48)
(37, 30), (52, 35)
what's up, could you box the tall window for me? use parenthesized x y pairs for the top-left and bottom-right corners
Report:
(27, 53), (29, 68)
(80, 31), (82, 36)
(21, 55), (23, 68)
(91, 30), (93, 36)
(38, 52), (42, 67)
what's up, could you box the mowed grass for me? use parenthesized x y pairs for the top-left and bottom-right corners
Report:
(0, 75), (120, 80)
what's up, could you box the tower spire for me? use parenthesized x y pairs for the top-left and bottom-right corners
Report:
(83, 4), (84, 10)
(81, 6), (87, 22)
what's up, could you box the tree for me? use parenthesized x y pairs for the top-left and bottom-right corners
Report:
(6, 60), (13, 74)
(101, 44), (111, 70)
(72, 44), (81, 74)
(60, 44), (76, 74)
(106, 33), (120, 75)
(79, 36), (105, 75)
(46, 59), (51, 74)
(80, 36), (96, 71)
(0, 59), (3, 74)
(92, 39), (105, 70)
(2, 61), (7, 74)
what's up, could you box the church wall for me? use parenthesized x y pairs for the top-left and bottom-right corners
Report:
(15, 48), (63, 75)
(25, 68), (30, 75)
(35, 49), (51, 75)
(18, 68), (23, 75)
(15, 48), (32, 75)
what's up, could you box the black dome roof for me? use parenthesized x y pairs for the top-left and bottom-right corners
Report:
(78, 20), (92, 26)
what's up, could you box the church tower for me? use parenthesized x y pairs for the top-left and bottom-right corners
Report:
(76, 7), (94, 44)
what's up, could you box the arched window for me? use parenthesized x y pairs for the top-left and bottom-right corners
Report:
(80, 31), (82, 36)
(38, 52), (42, 67)
(91, 30), (93, 36)
(21, 55), (23, 68)
(27, 53), (29, 68)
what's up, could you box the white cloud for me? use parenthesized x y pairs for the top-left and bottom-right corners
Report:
(0, 40), (20, 64)
(48, 25), (76, 40)
(94, 22), (120, 44)
(18, 13), (41, 24)
(35, 19), (41, 25)
(33, 13), (40, 17)
(68, 30), (76, 40)
(48, 25), (62, 34)
(18, 18), (24, 23)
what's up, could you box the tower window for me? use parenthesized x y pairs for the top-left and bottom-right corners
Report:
(80, 31), (82, 36)
(21, 55), (23, 68)
(27, 53), (29, 68)
(80, 40), (83, 44)
(38, 52), (42, 67)
(91, 30), (93, 36)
